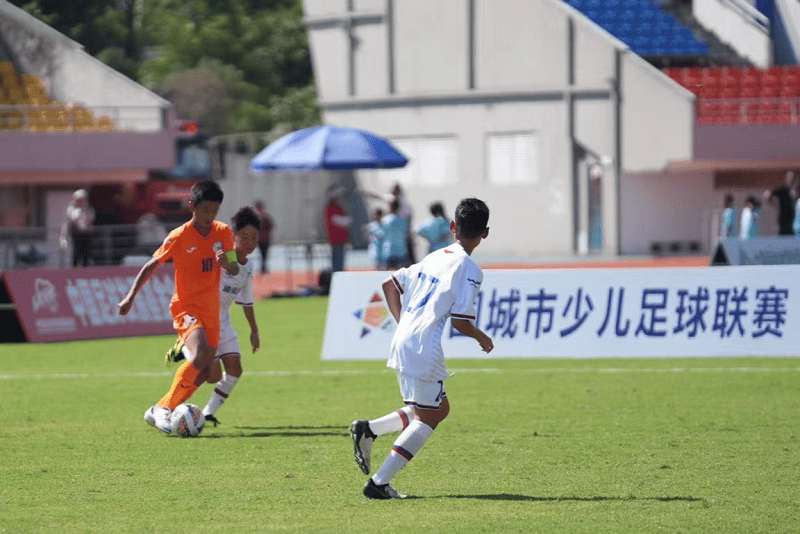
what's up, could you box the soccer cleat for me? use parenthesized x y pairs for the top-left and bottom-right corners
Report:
(204, 414), (221, 427)
(165, 338), (185, 364)
(350, 420), (375, 475)
(363, 478), (407, 500)
(144, 405), (173, 434)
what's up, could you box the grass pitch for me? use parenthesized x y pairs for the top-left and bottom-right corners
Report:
(1, 297), (799, 533)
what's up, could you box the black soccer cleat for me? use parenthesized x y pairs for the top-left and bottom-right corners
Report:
(204, 414), (221, 427)
(350, 420), (376, 475)
(363, 478), (407, 500)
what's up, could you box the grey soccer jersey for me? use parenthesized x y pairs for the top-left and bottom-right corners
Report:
(387, 243), (483, 381)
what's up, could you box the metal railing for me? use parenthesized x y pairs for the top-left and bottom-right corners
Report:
(697, 97), (800, 123)
(0, 224), (165, 271)
(0, 103), (169, 132)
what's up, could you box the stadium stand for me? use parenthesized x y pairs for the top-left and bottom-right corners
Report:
(564, 0), (710, 57)
(564, 0), (799, 125)
(665, 65), (800, 124)
(0, 61), (112, 132)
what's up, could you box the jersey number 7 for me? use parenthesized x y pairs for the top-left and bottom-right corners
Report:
(406, 272), (440, 312)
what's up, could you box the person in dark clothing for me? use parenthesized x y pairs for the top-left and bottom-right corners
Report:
(763, 171), (799, 236)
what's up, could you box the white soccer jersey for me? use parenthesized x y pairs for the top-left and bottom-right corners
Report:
(218, 258), (255, 346)
(387, 242), (483, 381)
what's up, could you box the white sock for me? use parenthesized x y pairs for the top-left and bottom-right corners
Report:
(203, 373), (239, 416)
(372, 420), (433, 485)
(369, 406), (414, 436)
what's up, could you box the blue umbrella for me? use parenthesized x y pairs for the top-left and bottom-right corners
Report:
(250, 125), (408, 171)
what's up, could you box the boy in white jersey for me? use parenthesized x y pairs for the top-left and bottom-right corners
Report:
(350, 197), (494, 499)
(164, 206), (261, 426)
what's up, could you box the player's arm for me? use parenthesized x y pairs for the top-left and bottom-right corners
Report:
(382, 277), (403, 323)
(242, 304), (260, 353)
(217, 248), (239, 275)
(451, 318), (494, 354)
(118, 257), (159, 315)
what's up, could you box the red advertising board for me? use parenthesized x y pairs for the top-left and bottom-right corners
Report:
(2, 265), (175, 342)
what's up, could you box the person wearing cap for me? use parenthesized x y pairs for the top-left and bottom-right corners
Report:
(60, 189), (96, 267)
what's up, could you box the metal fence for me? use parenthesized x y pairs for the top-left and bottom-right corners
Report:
(0, 224), (164, 271)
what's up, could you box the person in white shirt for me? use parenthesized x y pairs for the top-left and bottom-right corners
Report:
(164, 206), (261, 426)
(740, 196), (760, 240)
(60, 189), (95, 267)
(350, 198), (494, 500)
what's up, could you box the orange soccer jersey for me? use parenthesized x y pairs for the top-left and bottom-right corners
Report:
(153, 220), (234, 347)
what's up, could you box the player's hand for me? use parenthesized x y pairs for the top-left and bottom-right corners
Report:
(478, 332), (494, 354)
(251, 331), (260, 353)
(118, 296), (133, 316)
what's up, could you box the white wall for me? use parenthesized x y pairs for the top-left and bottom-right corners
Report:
(619, 170), (781, 254)
(304, 0), (698, 258)
(694, 0), (771, 68)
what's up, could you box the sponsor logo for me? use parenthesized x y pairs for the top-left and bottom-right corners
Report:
(32, 278), (58, 313)
(352, 292), (395, 338)
(467, 277), (481, 288)
(186, 246), (197, 254)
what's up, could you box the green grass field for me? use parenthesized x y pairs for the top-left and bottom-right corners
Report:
(1, 297), (799, 533)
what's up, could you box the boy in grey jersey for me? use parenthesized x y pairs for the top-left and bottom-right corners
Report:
(350, 198), (494, 499)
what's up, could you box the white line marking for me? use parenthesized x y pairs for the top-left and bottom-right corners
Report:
(1, 367), (798, 380)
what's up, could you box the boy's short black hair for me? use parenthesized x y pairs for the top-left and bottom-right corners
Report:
(455, 198), (489, 239)
(430, 202), (445, 218)
(190, 180), (224, 205)
(232, 206), (260, 232)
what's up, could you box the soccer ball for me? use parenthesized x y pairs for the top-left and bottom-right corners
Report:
(171, 403), (205, 437)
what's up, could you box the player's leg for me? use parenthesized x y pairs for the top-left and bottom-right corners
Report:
(363, 375), (446, 499)
(202, 353), (242, 425)
(156, 325), (215, 411)
(350, 406), (414, 475)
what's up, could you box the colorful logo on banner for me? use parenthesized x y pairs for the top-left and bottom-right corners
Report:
(352, 291), (395, 338)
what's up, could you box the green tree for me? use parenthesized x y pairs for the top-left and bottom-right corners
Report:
(12, 0), (320, 135)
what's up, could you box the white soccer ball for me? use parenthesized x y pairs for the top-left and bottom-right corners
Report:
(171, 403), (205, 437)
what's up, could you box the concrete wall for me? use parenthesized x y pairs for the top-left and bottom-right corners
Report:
(303, 0), (695, 258)
(694, 0), (771, 68)
(620, 169), (781, 255)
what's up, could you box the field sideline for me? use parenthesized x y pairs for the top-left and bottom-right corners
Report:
(1, 297), (799, 533)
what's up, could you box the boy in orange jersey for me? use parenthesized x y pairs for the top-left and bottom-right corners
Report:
(118, 180), (239, 433)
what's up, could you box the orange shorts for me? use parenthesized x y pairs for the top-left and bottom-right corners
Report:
(171, 304), (220, 348)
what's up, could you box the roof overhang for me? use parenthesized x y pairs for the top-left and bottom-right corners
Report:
(664, 158), (800, 174)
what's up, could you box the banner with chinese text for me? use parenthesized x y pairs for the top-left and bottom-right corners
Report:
(322, 266), (798, 360)
(3, 265), (175, 342)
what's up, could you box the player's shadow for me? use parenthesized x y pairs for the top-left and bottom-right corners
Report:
(202, 425), (346, 438)
(430, 494), (704, 502)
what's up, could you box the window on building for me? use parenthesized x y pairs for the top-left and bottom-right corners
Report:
(378, 137), (458, 187)
(486, 132), (539, 186)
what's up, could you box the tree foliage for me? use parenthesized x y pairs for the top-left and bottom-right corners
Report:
(10, 0), (320, 135)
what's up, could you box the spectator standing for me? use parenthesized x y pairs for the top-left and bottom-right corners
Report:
(324, 186), (351, 273)
(740, 196), (760, 240)
(415, 202), (453, 254)
(762, 171), (798, 235)
(720, 193), (736, 239)
(254, 200), (274, 274)
(367, 183), (416, 263)
(381, 199), (409, 269)
(60, 189), (95, 267)
(364, 208), (385, 270)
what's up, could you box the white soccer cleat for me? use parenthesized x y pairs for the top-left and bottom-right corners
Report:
(144, 405), (173, 434)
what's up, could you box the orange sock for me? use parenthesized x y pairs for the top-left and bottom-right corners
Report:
(157, 361), (202, 410)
